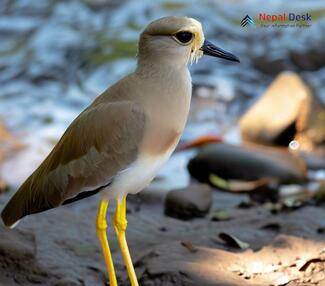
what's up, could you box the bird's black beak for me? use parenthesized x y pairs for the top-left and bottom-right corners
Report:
(200, 40), (240, 63)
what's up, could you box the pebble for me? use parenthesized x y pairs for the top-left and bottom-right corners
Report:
(164, 184), (212, 220)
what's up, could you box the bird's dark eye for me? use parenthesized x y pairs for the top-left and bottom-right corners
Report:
(175, 31), (193, 44)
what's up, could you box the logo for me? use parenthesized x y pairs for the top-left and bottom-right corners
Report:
(240, 13), (312, 28)
(241, 15), (255, 27)
(259, 13), (312, 22)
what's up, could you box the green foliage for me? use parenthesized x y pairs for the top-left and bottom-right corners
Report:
(161, 2), (186, 11)
(89, 31), (137, 65)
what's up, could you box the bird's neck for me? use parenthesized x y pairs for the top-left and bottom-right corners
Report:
(135, 58), (189, 79)
(134, 60), (192, 113)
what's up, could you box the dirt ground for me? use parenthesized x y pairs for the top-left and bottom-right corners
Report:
(1, 184), (325, 286)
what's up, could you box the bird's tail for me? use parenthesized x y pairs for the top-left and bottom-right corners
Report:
(1, 189), (25, 228)
(1, 173), (57, 228)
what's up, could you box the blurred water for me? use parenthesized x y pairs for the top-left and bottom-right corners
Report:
(0, 0), (325, 187)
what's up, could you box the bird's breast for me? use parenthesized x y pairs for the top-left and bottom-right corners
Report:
(142, 128), (182, 156)
(140, 71), (191, 157)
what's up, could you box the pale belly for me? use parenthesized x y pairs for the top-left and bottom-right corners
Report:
(101, 144), (177, 200)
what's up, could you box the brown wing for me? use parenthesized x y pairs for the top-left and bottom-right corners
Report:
(1, 101), (145, 227)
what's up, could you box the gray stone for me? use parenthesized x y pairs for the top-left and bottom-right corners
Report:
(164, 184), (212, 220)
(188, 143), (307, 183)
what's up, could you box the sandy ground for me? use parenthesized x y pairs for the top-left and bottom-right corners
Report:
(1, 185), (325, 286)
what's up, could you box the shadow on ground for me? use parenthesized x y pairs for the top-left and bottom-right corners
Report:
(1, 186), (325, 286)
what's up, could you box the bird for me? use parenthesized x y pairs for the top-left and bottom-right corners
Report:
(1, 16), (239, 286)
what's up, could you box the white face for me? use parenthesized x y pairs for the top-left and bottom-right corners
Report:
(145, 31), (203, 66)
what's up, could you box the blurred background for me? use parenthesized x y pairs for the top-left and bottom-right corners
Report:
(1, 0), (325, 285)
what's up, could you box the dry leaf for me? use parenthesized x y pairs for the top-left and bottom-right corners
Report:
(210, 210), (231, 221)
(274, 275), (290, 286)
(209, 174), (229, 189)
(218, 233), (250, 249)
(260, 222), (281, 231)
(209, 174), (273, 192)
(180, 241), (198, 253)
(298, 257), (325, 271)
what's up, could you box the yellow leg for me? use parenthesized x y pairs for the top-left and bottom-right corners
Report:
(96, 199), (117, 286)
(114, 196), (139, 286)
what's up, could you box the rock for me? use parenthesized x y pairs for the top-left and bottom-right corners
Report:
(164, 184), (212, 220)
(187, 143), (306, 184)
(294, 89), (325, 154)
(290, 49), (325, 71)
(239, 72), (307, 146)
(253, 56), (286, 75)
(239, 72), (325, 151)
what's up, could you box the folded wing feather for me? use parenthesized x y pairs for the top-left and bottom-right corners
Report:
(1, 100), (145, 227)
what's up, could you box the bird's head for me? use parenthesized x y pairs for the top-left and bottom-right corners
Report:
(138, 16), (239, 67)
